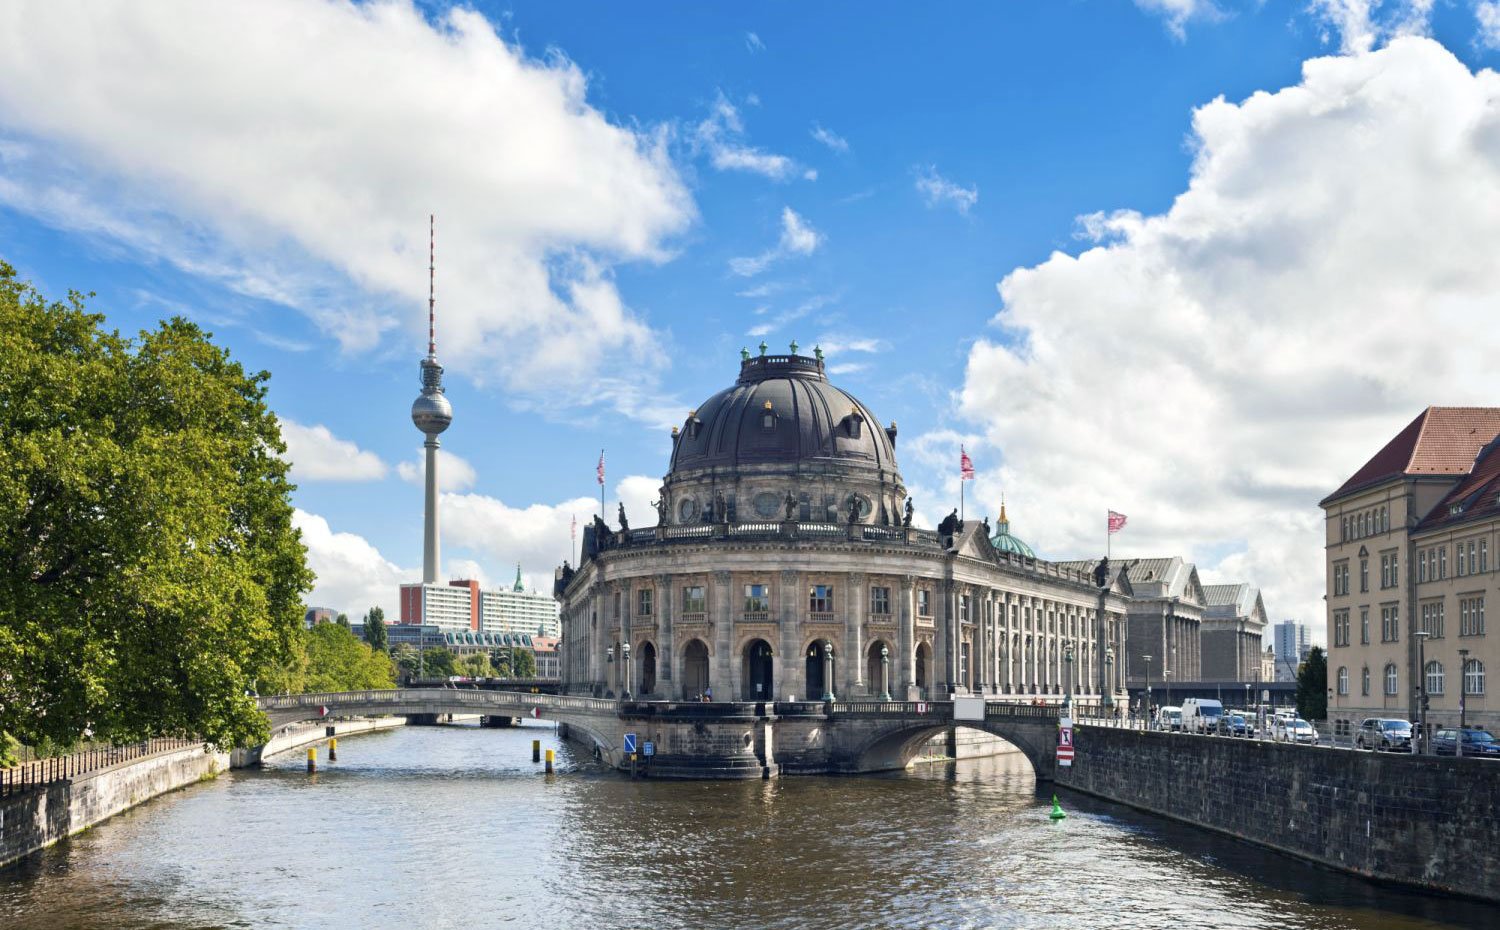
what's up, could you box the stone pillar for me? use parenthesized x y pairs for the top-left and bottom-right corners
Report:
(657, 573), (673, 686)
(880, 643), (891, 701)
(589, 584), (604, 696)
(973, 588), (986, 694)
(899, 575), (916, 700)
(847, 572), (866, 694)
(821, 642), (836, 701)
(712, 570), (733, 700)
(1003, 594), (1014, 694)
(621, 579), (633, 698)
(944, 580), (962, 695)
(780, 569), (802, 701)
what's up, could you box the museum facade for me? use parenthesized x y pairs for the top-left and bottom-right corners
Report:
(555, 349), (1131, 707)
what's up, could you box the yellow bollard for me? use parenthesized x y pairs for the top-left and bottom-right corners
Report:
(544, 748), (555, 774)
(328, 737), (337, 762)
(306, 746), (317, 774)
(532, 739), (541, 763)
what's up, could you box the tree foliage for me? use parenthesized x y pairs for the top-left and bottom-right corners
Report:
(302, 623), (395, 692)
(0, 263), (311, 748)
(1296, 646), (1328, 721)
(363, 605), (387, 652)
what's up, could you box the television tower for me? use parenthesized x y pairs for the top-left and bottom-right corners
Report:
(410, 214), (452, 584)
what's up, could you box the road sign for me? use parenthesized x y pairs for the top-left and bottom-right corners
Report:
(623, 732), (637, 754)
(318, 705), (328, 718)
(643, 741), (655, 757)
(530, 707), (541, 719)
(1057, 721), (1074, 767)
(916, 702), (928, 714)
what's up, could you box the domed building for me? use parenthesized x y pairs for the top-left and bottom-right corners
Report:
(556, 347), (1130, 707)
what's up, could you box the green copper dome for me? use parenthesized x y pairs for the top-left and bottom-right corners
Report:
(989, 502), (1034, 558)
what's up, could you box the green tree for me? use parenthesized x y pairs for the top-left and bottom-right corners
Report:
(460, 652), (493, 678)
(364, 606), (388, 653)
(419, 647), (459, 679)
(0, 264), (311, 749)
(303, 623), (395, 692)
(511, 648), (537, 678)
(391, 643), (421, 681)
(1296, 646), (1328, 721)
(335, 613), (350, 629)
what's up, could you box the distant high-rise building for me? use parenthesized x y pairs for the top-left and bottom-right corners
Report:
(399, 574), (560, 638)
(1273, 620), (1311, 681)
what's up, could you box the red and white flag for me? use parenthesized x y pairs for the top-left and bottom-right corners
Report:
(596, 449), (605, 486)
(1108, 510), (1128, 534)
(960, 446), (975, 481)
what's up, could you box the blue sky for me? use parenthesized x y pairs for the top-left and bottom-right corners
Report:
(5, 1), (1500, 636)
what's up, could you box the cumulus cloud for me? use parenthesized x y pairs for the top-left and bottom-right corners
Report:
(280, 419), (387, 481)
(914, 165), (978, 214)
(396, 448), (478, 493)
(0, 0), (692, 417)
(295, 509), (415, 617)
(958, 38), (1500, 642)
(693, 91), (806, 182)
(1133, 0), (1219, 39)
(1306, 0), (1435, 54)
(810, 122), (849, 153)
(730, 206), (823, 276)
(1477, 1), (1500, 49)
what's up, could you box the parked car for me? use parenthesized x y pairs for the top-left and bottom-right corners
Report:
(1355, 718), (1412, 752)
(1157, 706), (1183, 731)
(1273, 717), (1318, 744)
(1219, 714), (1251, 737)
(1182, 698), (1225, 734)
(1432, 728), (1500, 757)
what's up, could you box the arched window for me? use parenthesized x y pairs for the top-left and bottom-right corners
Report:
(1337, 666), (1349, 695)
(1384, 663), (1399, 696)
(1425, 660), (1445, 695)
(1466, 660), (1486, 696)
(1360, 666), (1370, 696)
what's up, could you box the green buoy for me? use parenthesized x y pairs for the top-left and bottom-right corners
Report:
(1049, 794), (1067, 821)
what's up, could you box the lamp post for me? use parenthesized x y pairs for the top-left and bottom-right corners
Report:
(1063, 641), (1075, 715)
(1103, 647), (1115, 712)
(822, 642), (836, 702)
(880, 644), (892, 702)
(1415, 631), (1430, 755)
(1142, 654), (1154, 730)
(606, 644), (614, 697)
(1459, 647), (1470, 758)
(621, 641), (632, 701)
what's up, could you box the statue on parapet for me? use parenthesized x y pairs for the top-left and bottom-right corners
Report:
(1094, 556), (1111, 589)
(903, 497), (914, 527)
(784, 490), (797, 521)
(714, 490), (728, 523)
(593, 513), (610, 549)
(652, 497), (666, 524)
(618, 502), (629, 533)
(847, 496), (861, 524)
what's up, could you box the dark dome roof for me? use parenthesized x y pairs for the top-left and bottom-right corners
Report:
(669, 353), (900, 476)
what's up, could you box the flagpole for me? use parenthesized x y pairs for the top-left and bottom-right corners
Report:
(960, 476), (965, 524)
(1106, 510), (1110, 560)
(599, 448), (605, 520)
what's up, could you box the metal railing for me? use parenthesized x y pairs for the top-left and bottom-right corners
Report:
(1, 738), (202, 798)
(258, 688), (619, 715)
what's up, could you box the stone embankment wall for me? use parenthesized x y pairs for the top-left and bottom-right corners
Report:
(1, 744), (228, 869)
(1058, 726), (1500, 902)
(230, 716), (406, 768)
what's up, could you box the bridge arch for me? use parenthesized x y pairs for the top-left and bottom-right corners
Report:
(837, 716), (1056, 779)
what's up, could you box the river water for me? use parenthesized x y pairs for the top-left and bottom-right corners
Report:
(2, 723), (1496, 930)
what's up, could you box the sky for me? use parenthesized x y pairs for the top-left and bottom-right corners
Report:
(4, 1), (1500, 644)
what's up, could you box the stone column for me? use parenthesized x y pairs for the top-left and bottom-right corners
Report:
(621, 578), (633, 698)
(847, 572), (866, 695)
(899, 575), (916, 699)
(973, 588), (986, 694)
(780, 569), (802, 701)
(944, 580), (961, 695)
(657, 573), (673, 686)
(1003, 594), (1014, 693)
(589, 583), (604, 696)
(712, 570), (733, 700)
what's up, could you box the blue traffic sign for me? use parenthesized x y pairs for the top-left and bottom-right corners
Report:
(642, 741), (655, 757)
(623, 732), (637, 754)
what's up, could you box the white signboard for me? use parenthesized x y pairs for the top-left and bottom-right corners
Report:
(954, 696), (986, 721)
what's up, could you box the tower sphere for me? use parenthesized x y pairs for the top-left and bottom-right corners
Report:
(412, 389), (452, 435)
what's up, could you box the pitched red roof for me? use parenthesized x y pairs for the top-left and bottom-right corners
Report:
(1415, 436), (1500, 532)
(1323, 407), (1500, 505)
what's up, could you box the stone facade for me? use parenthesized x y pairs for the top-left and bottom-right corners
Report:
(1201, 583), (1269, 681)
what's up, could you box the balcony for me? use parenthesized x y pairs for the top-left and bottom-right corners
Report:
(742, 611), (770, 623)
(808, 611), (837, 624)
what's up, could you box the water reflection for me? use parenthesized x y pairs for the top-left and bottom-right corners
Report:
(1, 724), (1495, 930)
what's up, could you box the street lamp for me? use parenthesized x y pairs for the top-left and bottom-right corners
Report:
(1414, 631), (1431, 755)
(1142, 654), (1154, 729)
(822, 642), (836, 702)
(621, 641), (632, 700)
(1103, 647), (1115, 712)
(1063, 640), (1075, 715)
(879, 644), (892, 702)
(1459, 647), (1470, 758)
(606, 644), (614, 698)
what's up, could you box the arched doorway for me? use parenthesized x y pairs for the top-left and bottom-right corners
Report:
(682, 639), (710, 700)
(805, 639), (835, 701)
(742, 639), (774, 700)
(866, 640), (892, 699)
(915, 642), (931, 698)
(638, 641), (657, 696)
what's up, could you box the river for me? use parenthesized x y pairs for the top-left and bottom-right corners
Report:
(2, 723), (1496, 930)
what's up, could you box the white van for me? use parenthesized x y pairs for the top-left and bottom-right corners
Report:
(1181, 698), (1225, 734)
(1156, 706), (1183, 731)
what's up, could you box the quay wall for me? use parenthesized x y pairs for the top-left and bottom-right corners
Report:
(231, 715), (406, 768)
(1057, 726), (1500, 903)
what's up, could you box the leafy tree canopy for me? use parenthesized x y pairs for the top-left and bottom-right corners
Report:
(364, 606), (388, 653)
(0, 263), (311, 748)
(1296, 646), (1328, 722)
(303, 623), (395, 692)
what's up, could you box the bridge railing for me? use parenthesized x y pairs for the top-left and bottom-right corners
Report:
(829, 701), (950, 716)
(258, 688), (617, 716)
(0, 738), (202, 799)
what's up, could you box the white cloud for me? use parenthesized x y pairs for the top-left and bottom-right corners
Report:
(746, 32), (765, 53)
(810, 122), (849, 153)
(693, 91), (806, 182)
(1306, 0), (1435, 54)
(294, 509), (415, 617)
(280, 419), (387, 481)
(396, 448), (478, 492)
(745, 293), (835, 337)
(816, 335), (886, 355)
(1477, 1), (1500, 49)
(914, 165), (978, 214)
(1133, 0), (1219, 39)
(0, 0), (692, 418)
(958, 38), (1500, 642)
(730, 206), (823, 276)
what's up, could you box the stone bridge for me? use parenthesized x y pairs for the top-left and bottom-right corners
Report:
(253, 689), (1062, 780)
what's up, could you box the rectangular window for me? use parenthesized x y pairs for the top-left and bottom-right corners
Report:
(959, 595), (970, 622)
(809, 584), (834, 614)
(683, 585), (706, 614)
(1359, 559), (1368, 593)
(1459, 545), (1468, 577)
(1440, 547), (1448, 579)
(1360, 607), (1369, 644)
(1433, 600), (1445, 638)
(1381, 605), (1399, 643)
(870, 586), (891, 615)
(613, 591), (622, 619)
(1419, 551), (1428, 583)
(1461, 596), (1486, 636)
(1482, 539), (1490, 573)
(743, 583), (769, 614)
(637, 588), (653, 617)
(917, 589), (931, 617)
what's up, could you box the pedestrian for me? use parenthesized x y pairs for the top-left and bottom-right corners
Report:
(705, 685), (713, 703)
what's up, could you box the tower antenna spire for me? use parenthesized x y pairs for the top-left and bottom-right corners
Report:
(428, 213), (436, 358)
